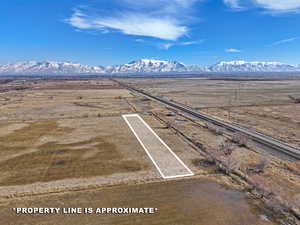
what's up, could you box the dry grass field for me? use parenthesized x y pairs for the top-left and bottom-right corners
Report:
(0, 79), (197, 195)
(117, 77), (300, 224)
(123, 78), (300, 147)
(123, 78), (300, 107)
(1, 178), (274, 225)
(0, 77), (297, 225)
(0, 79), (156, 187)
(0, 118), (150, 186)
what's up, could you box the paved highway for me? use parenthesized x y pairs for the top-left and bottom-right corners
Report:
(116, 81), (300, 160)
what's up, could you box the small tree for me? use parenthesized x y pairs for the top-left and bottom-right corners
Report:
(223, 155), (241, 174)
(206, 140), (235, 160)
(218, 141), (234, 156)
(205, 123), (223, 135)
(232, 132), (248, 147)
(255, 155), (270, 173)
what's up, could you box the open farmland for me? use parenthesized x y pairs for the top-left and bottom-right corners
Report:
(1, 178), (273, 225)
(122, 78), (300, 147)
(0, 77), (298, 225)
(0, 79), (200, 189)
(117, 77), (300, 224)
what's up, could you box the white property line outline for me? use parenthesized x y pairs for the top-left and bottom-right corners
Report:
(122, 114), (194, 179)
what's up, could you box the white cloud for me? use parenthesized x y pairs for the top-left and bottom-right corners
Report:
(270, 37), (299, 46)
(160, 43), (175, 50)
(95, 14), (187, 40)
(158, 40), (203, 50)
(223, 0), (244, 10)
(67, 10), (93, 29)
(224, 0), (300, 13)
(66, 0), (201, 40)
(254, 0), (300, 12)
(225, 48), (241, 52)
(180, 40), (202, 45)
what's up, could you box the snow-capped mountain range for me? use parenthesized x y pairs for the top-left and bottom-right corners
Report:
(210, 60), (299, 73)
(106, 59), (189, 73)
(0, 61), (105, 75)
(0, 59), (299, 75)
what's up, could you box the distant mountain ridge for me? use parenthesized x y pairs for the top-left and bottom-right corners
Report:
(209, 60), (299, 73)
(107, 59), (187, 73)
(0, 61), (105, 75)
(0, 59), (299, 75)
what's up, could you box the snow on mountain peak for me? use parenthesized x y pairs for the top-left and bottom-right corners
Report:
(210, 60), (298, 72)
(0, 59), (299, 75)
(0, 61), (105, 75)
(108, 59), (189, 74)
(218, 60), (246, 65)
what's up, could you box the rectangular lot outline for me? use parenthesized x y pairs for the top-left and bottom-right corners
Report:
(122, 114), (194, 179)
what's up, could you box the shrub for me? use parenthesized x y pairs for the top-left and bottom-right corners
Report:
(205, 141), (240, 174)
(205, 123), (223, 135)
(223, 155), (241, 174)
(255, 155), (270, 173)
(218, 141), (234, 156)
(232, 132), (249, 147)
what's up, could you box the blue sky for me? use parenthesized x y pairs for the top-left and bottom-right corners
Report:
(1, 0), (300, 66)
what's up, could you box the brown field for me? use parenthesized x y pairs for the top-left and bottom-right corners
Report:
(0, 77), (299, 225)
(118, 77), (300, 223)
(0, 118), (149, 186)
(0, 178), (274, 225)
(122, 78), (300, 147)
(0, 79), (197, 189)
